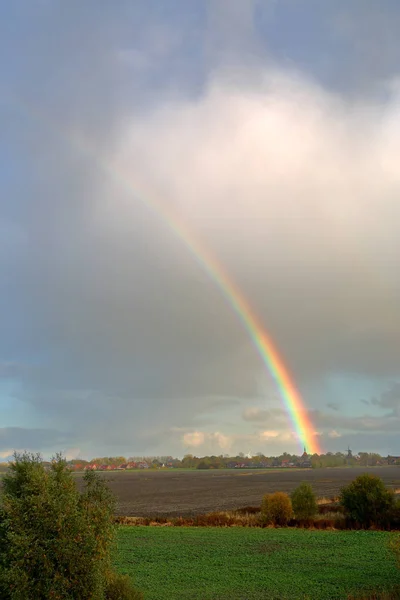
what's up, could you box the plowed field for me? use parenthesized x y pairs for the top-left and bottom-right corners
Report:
(76, 466), (400, 516)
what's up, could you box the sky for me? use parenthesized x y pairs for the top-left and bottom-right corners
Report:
(1, 0), (400, 459)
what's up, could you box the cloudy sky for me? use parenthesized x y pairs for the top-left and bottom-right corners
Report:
(1, 0), (400, 459)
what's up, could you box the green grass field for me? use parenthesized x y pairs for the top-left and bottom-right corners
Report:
(115, 527), (400, 600)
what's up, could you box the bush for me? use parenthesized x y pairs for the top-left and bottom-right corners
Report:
(0, 452), (130, 600)
(261, 492), (293, 526)
(235, 506), (260, 515)
(340, 474), (395, 528)
(105, 573), (144, 600)
(291, 483), (318, 520)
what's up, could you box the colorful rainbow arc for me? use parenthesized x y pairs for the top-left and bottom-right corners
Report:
(160, 219), (321, 455)
(86, 163), (321, 455)
(12, 95), (321, 454)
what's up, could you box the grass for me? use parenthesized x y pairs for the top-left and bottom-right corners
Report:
(115, 527), (400, 600)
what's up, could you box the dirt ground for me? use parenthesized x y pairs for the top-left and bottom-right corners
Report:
(76, 466), (400, 517)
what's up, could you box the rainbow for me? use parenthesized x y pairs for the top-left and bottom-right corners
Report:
(168, 234), (321, 455)
(88, 165), (321, 455)
(12, 96), (321, 454)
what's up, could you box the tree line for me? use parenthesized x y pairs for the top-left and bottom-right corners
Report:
(61, 451), (399, 471)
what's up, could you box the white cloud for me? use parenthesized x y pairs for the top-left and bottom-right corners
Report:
(183, 431), (205, 448)
(210, 432), (232, 451)
(182, 431), (232, 452)
(259, 430), (279, 440)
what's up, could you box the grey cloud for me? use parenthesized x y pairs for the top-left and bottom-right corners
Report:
(326, 432), (400, 456)
(327, 403), (340, 411)
(0, 428), (72, 453)
(372, 383), (400, 415)
(333, 0), (400, 96)
(0, 362), (28, 379)
(311, 410), (400, 433)
(17, 384), (245, 455)
(243, 408), (271, 422)
(205, 0), (260, 68)
(242, 407), (286, 424)
(242, 404), (400, 438)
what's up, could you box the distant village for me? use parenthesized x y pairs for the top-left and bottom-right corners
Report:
(61, 448), (400, 472)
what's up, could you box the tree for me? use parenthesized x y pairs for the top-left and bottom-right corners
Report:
(261, 492), (293, 526)
(339, 473), (394, 528)
(0, 452), (141, 599)
(358, 452), (369, 467)
(291, 483), (317, 520)
(197, 461), (210, 470)
(181, 454), (196, 468)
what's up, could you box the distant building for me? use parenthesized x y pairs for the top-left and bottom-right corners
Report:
(299, 448), (312, 468)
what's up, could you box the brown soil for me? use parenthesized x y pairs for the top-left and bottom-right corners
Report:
(76, 466), (400, 517)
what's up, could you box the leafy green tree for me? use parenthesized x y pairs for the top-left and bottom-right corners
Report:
(181, 454), (197, 468)
(0, 452), (140, 600)
(261, 492), (293, 526)
(291, 483), (318, 520)
(340, 473), (394, 528)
